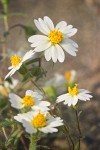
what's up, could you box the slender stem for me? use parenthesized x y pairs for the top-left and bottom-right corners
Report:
(20, 136), (28, 150)
(75, 109), (82, 150)
(29, 73), (53, 102)
(2, 127), (8, 140)
(56, 107), (75, 150)
(29, 135), (37, 150)
(3, 15), (9, 32)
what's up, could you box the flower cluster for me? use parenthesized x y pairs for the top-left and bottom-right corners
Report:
(4, 16), (93, 148)
(9, 90), (63, 134)
(5, 16), (79, 80)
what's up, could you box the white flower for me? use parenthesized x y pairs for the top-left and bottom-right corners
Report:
(14, 111), (63, 134)
(28, 16), (78, 63)
(9, 90), (50, 112)
(45, 73), (65, 87)
(5, 50), (35, 79)
(56, 84), (93, 106)
(0, 78), (18, 96)
(64, 70), (76, 82)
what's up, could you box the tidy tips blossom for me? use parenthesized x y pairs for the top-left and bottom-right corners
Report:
(56, 84), (93, 106)
(5, 50), (35, 79)
(0, 78), (18, 96)
(9, 90), (50, 112)
(28, 16), (78, 63)
(64, 70), (76, 82)
(14, 111), (63, 134)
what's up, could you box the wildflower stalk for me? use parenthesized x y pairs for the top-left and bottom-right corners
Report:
(74, 107), (82, 150)
(55, 106), (75, 150)
(2, 127), (8, 140)
(29, 135), (37, 150)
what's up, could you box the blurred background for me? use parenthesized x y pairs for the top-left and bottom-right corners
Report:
(0, 0), (100, 150)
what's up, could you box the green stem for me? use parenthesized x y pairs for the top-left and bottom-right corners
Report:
(75, 109), (82, 150)
(3, 15), (8, 32)
(29, 135), (37, 150)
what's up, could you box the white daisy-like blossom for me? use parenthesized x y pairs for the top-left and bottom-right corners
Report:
(0, 78), (18, 96)
(9, 90), (50, 112)
(56, 84), (93, 106)
(14, 110), (63, 134)
(5, 50), (35, 79)
(45, 73), (65, 88)
(28, 16), (78, 63)
(64, 70), (76, 82)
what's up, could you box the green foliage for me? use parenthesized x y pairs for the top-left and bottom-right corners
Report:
(22, 25), (36, 37)
(44, 86), (57, 102)
(0, 0), (9, 14)
(0, 97), (8, 109)
(5, 129), (22, 149)
(0, 119), (14, 128)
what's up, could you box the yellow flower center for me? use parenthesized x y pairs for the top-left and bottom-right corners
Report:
(65, 71), (71, 81)
(10, 55), (21, 67)
(22, 95), (35, 107)
(48, 30), (64, 44)
(31, 112), (46, 128)
(68, 84), (78, 96)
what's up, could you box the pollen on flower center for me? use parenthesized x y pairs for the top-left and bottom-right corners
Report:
(10, 55), (21, 67)
(65, 71), (71, 81)
(48, 30), (64, 44)
(22, 95), (35, 107)
(68, 84), (78, 96)
(31, 112), (46, 128)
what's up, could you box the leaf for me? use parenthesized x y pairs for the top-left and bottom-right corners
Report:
(5, 129), (22, 147)
(22, 72), (30, 82)
(0, 120), (14, 128)
(78, 111), (82, 117)
(43, 86), (57, 102)
(29, 65), (47, 81)
(25, 58), (40, 66)
(0, 98), (8, 109)
(18, 64), (28, 75)
(22, 25), (36, 37)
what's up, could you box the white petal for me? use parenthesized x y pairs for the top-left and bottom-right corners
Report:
(60, 42), (77, 56)
(34, 19), (48, 35)
(14, 113), (30, 122)
(25, 90), (34, 97)
(51, 46), (58, 63)
(79, 89), (91, 93)
(5, 68), (17, 79)
(39, 101), (50, 107)
(39, 126), (58, 133)
(44, 47), (52, 61)
(34, 41), (51, 52)
(9, 93), (23, 109)
(72, 96), (78, 106)
(38, 18), (50, 34)
(67, 39), (78, 48)
(55, 21), (67, 31)
(66, 28), (77, 37)
(32, 90), (43, 100)
(22, 120), (37, 134)
(55, 44), (65, 62)
(28, 35), (48, 43)
(44, 16), (54, 30)
(22, 50), (35, 62)
(60, 25), (73, 33)
(8, 66), (13, 70)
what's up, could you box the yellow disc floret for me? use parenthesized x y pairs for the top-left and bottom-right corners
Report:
(48, 30), (64, 44)
(68, 84), (78, 96)
(32, 112), (46, 128)
(22, 95), (35, 107)
(10, 55), (21, 67)
(65, 71), (71, 81)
